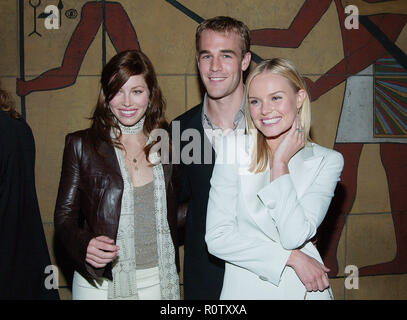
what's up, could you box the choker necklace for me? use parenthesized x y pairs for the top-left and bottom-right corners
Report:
(117, 116), (145, 135)
(116, 116), (146, 171)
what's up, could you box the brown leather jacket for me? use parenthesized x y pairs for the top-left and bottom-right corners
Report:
(54, 129), (180, 280)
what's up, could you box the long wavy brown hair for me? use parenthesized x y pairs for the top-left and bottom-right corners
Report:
(90, 50), (169, 162)
(0, 83), (20, 119)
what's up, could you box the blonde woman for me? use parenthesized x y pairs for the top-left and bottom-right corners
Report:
(205, 58), (344, 299)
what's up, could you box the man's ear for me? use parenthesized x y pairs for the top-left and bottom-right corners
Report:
(241, 52), (251, 72)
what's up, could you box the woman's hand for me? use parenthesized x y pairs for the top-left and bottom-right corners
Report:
(286, 249), (330, 292)
(86, 236), (119, 268)
(271, 116), (305, 180)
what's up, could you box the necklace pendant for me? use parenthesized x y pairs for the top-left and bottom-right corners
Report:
(133, 158), (138, 171)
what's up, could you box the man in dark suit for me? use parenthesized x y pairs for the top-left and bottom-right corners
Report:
(171, 16), (251, 300)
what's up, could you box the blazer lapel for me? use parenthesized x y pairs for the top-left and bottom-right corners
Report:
(241, 144), (325, 239)
(288, 145), (324, 198)
(184, 103), (216, 168)
(241, 169), (280, 238)
(239, 146), (279, 239)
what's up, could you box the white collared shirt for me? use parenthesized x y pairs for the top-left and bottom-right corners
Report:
(201, 93), (246, 154)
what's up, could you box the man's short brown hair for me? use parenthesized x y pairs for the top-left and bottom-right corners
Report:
(196, 16), (251, 56)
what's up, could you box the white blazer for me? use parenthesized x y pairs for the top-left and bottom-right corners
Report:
(205, 135), (344, 300)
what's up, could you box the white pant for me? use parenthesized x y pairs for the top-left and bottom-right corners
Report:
(72, 267), (160, 300)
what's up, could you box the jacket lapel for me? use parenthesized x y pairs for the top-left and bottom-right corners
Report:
(183, 104), (216, 177)
(241, 144), (325, 239)
(190, 104), (216, 166)
(239, 147), (277, 238)
(241, 169), (278, 238)
(288, 145), (324, 198)
(97, 140), (123, 182)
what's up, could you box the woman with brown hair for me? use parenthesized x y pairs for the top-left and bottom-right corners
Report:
(0, 84), (59, 299)
(54, 50), (180, 300)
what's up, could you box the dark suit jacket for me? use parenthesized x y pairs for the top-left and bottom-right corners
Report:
(171, 103), (225, 300)
(0, 110), (59, 299)
(54, 128), (180, 281)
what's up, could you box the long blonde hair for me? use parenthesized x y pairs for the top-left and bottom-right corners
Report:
(244, 58), (312, 173)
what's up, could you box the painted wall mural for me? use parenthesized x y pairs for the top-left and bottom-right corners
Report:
(17, 1), (140, 97)
(140, 0), (407, 280)
(246, 0), (407, 278)
(2, 0), (406, 299)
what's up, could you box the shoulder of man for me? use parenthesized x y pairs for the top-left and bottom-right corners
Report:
(171, 102), (203, 127)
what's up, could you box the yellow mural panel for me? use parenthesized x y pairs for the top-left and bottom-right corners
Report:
(0, 1), (19, 76)
(346, 213), (397, 270)
(123, 0), (198, 74)
(252, 1), (343, 76)
(158, 75), (186, 122)
(311, 82), (345, 148)
(351, 144), (391, 214)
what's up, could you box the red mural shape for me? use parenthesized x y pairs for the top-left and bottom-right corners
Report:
(17, 1), (140, 96)
(251, 0), (407, 277)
